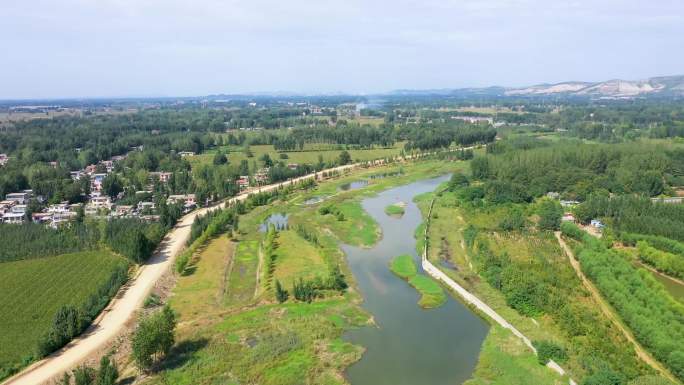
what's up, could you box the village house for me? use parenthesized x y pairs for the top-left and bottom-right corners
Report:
(450, 116), (494, 124)
(150, 171), (173, 183)
(101, 160), (114, 173)
(70, 170), (84, 180)
(254, 168), (270, 185)
(237, 176), (250, 191)
(48, 161), (59, 168)
(560, 200), (580, 208)
(87, 194), (112, 214)
(178, 151), (195, 157)
(137, 201), (155, 213)
(287, 163), (299, 170)
(2, 211), (25, 224)
(651, 196), (683, 204)
(114, 205), (134, 217)
(562, 212), (576, 222)
(546, 192), (560, 200)
(47, 202), (71, 214)
(90, 173), (107, 192)
(32, 212), (53, 224)
(51, 211), (77, 228)
(5, 192), (30, 205)
(167, 194), (196, 210)
(0, 153), (9, 166)
(0, 200), (16, 215)
(590, 219), (605, 229)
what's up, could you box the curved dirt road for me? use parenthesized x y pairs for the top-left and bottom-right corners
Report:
(3, 163), (360, 385)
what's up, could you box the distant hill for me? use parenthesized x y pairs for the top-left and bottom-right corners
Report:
(390, 75), (684, 99)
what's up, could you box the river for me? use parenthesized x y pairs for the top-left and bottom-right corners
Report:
(342, 175), (489, 385)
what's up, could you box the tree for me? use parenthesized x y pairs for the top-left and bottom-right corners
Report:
(537, 198), (563, 231)
(75, 204), (85, 223)
(212, 152), (227, 165)
(499, 207), (526, 231)
(259, 154), (274, 167)
(327, 265), (348, 291)
(448, 172), (469, 191)
(470, 156), (491, 180)
(275, 279), (289, 303)
(532, 340), (567, 365)
(72, 365), (95, 385)
(338, 150), (352, 165)
(102, 174), (123, 199)
(57, 372), (71, 385)
(317, 154), (325, 170)
(94, 356), (118, 385)
(582, 369), (622, 385)
(131, 305), (176, 371)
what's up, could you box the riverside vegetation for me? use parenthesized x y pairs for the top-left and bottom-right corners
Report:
(418, 139), (684, 385)
(119, 159), (466, 385)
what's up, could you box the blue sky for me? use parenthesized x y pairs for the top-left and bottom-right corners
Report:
(2, 0), (683, 99)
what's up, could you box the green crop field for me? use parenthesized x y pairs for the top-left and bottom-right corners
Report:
(0, 251), (128, 370)
(189, 143), (405, 171)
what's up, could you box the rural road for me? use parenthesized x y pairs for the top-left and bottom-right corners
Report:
(554, 232), (679, 384)
(3, 162), (362, 385)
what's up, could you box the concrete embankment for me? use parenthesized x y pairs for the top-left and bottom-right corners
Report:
(421, 194), (577, 385)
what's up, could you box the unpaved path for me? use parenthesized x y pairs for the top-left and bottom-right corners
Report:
(554, 232), (679, 384)
(3, 163), (363, 385)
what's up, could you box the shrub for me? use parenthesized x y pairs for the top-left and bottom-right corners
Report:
(533, 340), (567, 365)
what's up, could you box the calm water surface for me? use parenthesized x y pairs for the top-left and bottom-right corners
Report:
(343, 175), (489, 385)
(648, 269), (684, 303)
(339, 180), (370, 191)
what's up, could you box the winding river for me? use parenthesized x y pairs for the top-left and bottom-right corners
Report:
(342, 175), (489, 385)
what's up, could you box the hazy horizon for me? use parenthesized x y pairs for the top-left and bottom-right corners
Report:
(2, 0), (683, 99)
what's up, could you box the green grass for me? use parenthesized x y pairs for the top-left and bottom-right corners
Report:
(390, 254), (417, 278)
(384, 203), (405, 216)
(389, 254), (446, 309)
(273, 230), (328, 288)
(463, 326), (566, 385)
(170, 235), (234, 318)
(145, 236), (369, 385)
(189, 143), (405, 173)
(0, 251), (128, 370)
(225, 240), (259, 304)
(314, 200), (379, 247)
(409, 275), (448, 308)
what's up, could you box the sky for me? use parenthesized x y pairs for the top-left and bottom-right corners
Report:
(2, 0), (683, 99)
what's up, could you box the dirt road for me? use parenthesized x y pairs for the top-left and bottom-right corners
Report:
(554, 232), (679, 384)
(3, 163), (360, 385)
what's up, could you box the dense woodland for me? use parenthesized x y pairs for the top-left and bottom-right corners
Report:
(470, 142), (684, 201)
